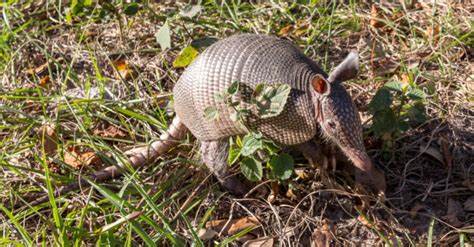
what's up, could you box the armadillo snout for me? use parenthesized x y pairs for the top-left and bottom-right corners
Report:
(319, 83), (367, 167)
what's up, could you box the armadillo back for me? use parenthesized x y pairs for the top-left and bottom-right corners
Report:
(173, 34), (326, 145)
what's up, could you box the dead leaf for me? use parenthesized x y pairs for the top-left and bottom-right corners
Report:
(424, 24), (440, 42)
(37, 124), (58, 156)
(464, 196), (474, 212)
(400, 73), (411, 88)
(206, 216), (259, 236)
(420, 146), (445, 165)
(295, 168), (310, 180)
(93, 124), (127, 138)
(278, 25), (294, 37)
(286, 187), (298, 201)
(197, 228), (217, 240)
(39, 75), (50, 88)
(24, 62), (49, 76)
(24, 58), (63, 77)
(311, 221), (335, 247)
(443, 198), (463, 227)
(358, 214), (374, 228)
(370, 5), (384, 28)
(243, 237), (274, 247)
(439, 138), (452, 168)
(409, 202), (425, 218)
(47, 160), (61, 174)
(112, 59), (135, 81)
(267, 181), (279, 203)
(64, 147), (100, 169)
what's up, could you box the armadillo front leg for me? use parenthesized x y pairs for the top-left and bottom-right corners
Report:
(200, 139), (250, 195)
(292, 141), (326, 168)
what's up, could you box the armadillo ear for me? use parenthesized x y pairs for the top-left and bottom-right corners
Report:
(311, 74), (330, 95)
(327, 50), (359, 83)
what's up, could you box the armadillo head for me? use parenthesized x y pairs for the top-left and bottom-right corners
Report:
(310, 51), (386, 193)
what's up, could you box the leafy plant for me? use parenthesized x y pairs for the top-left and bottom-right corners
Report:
(369, 71), (427, 148)
(204, 81), (294, 182)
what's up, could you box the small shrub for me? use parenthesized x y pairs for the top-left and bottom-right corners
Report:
(369, 70), (427, 149)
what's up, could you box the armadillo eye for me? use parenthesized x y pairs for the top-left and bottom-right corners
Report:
(327, 121), (336, 129)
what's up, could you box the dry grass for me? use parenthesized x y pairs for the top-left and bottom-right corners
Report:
(0, 1), (473, 246)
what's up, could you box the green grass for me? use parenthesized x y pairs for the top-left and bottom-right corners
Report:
(1, 0), (473, 246)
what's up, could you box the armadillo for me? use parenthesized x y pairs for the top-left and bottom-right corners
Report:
(23, 34), (385, 208)
(173, 34), (385, 194)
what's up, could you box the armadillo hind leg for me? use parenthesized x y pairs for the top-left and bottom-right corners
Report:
(200, 139), (251, 195)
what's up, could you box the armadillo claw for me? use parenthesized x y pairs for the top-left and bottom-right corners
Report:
(355, 168), (386, 196)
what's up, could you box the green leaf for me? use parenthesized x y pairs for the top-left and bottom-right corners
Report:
(179, 5), (202, 18)
(397, 121), (409, 132)
(407, 88), (425, 100)
(406, 103), (426, 123)
(384, 81), (402, 92)
(269, 153), (294, 181)
(368, 88), (392, 113)
(204, 106), (219, 121)
(240, 157), (262, 182)
(227, 80), (240, 95)
(371, 108), (397, 137)
(173, 46), (199, 68)
(123, 3), (140, 16)
(241, 133), (263, 156)
(155, 20), (171, 50)
(228, 145), (241, 165)
(253, 84), (291, 118)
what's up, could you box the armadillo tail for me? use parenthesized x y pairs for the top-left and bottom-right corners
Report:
(126, 116), (188, 168)
(17, 117), (187, 209)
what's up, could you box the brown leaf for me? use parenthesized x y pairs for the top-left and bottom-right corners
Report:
(358, 214), (374, 228)
(37, 124), (58, 156)
(409, 202), (425, 218)
(370, 5), (384, 28)
(278, 25), (294, 37)
(93, 124), (127, 138)
(464, 196), (474, 212)
(24, 62), (48, 76)
(206, 216), (259, 236)
(424, 24), (440, 41)
(311, 221), (335, 247)
(400, 73), (411, 88)
(39, 75), (51, 88)
(112, 59), (135, 81)
(294, 168), (310, 180)
(243, 237), (274, 247)
(64, 147), (100, 169)
(286, 187), (298, 201)
(420, 146), (445, 165)
(439, 138), (452, 168)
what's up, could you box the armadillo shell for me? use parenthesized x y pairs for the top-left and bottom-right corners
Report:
(173, 34), (327, 145)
